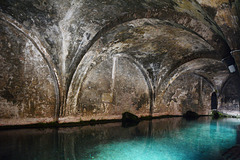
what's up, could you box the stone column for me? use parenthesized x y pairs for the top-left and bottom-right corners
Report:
(231, 50), (240, 112)
(231, 50), (240, 73)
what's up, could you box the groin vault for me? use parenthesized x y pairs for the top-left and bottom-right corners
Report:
(0, 0), (240, 126)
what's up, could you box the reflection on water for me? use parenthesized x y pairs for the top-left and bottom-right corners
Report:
(237, 125), (240, 145)
(0, 117), (240, 160)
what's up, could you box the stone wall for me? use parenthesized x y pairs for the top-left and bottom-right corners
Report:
(0, 20), (57, 125)
(218, 75), (240, 116)
(156, 73), (213, 116)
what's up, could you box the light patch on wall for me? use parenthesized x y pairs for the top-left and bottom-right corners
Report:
(228, 65), (236, 73)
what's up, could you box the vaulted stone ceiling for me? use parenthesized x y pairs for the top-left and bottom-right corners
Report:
(0, 0), (240, 126)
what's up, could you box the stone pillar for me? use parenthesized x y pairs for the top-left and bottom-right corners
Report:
(231, 50), (240, 73)
(231, 50), (240, 112)
(222, 54), (237, 74)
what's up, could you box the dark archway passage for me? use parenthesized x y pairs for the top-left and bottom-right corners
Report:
(211, 92), (218, 110)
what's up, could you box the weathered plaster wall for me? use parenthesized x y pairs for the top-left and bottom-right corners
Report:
(155, 59), (229, 116)
(196, 0), (240, 50)
(156, 73), (213, 116)
(218, 75), (240, 115)
(77, 56), (150, 120)
(0, 20), (57, 125)
(0, 0), (240, 126)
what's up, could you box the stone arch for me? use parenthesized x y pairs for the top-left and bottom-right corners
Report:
(66, 13), (229, 118)
(70, 7), (230, 70)
(65, 0), (235, 119)
(157, 58), (221, 96)
(0, 13), (60, 124)
(155, 58), (227, 116)
(193, 73), (216, 91)
(66, 53), (153, 120)
(217, 74), (240, 115)
(113, 53), (154, 115)
(194, 73), (218, 110)
(67, 17), (217, 96)
(66, 17), (213, 98)
(67, 1), (233, 95)
(220, 75), (240, 97)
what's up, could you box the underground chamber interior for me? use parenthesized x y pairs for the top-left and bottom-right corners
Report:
(1, 0), (240, 159)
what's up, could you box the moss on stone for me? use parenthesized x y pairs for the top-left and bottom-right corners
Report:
(211, 110), (228, 119)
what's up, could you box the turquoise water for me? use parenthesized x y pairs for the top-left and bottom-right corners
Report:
(0, 117), (239, 160)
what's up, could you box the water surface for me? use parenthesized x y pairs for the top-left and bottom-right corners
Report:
(0, 117), (239, 160)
